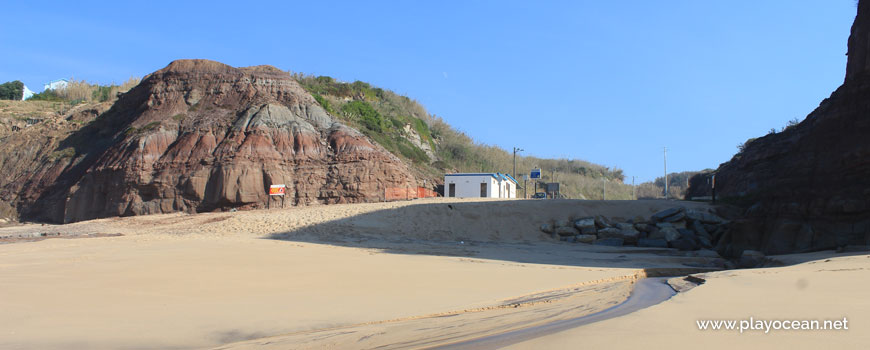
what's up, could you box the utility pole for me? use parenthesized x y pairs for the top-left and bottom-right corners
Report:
(663, 147), (668, 200)
(632, 176), (636, 200)
(523, 176), (528, 199)
(512, 147), (523, 179)
(602, 177), (606, 200)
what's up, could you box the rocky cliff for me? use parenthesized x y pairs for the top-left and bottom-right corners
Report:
(688, 2), (870, 255)
(0, 60), (416, 223)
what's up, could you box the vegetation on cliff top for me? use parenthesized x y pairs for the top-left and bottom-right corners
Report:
(293, 73), (634, 199)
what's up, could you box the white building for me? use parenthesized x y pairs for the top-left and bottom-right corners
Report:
(21, 85), (34, 100)
(444, 173), (518, 198)
(43, 79), (69, 91)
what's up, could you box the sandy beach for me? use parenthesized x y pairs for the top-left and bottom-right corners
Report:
(0, 198), (866, 349)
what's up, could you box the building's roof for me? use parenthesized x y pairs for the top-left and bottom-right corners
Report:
(445, 172), (518, 184)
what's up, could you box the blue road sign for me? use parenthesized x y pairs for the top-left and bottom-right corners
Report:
(530, 169), (541, 179)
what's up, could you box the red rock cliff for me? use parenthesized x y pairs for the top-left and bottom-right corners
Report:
(688, 2), (870, 255)
(2, 60), (416, 223)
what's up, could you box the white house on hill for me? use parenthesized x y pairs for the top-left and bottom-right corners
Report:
(43, 79), (69, 91)
(21, 85), (34, 100)
(444, 173), (518, 198)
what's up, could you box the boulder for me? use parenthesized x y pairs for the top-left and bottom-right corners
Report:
(655, 222), (673, 229)
(555, 226), (580, 237)
(703, 223), (720, 233)
(634, 223), (652, 232)
(638, 238), (668, 248)
(685, 209), (725, 224)
(540, 223), (555, 234)
(597, 227), (640, 244)
(670, 237), (698, 251)
(594, 238), (624, 246)
(739, 249), (765, 268)
(697, 235), (713, 249)
(580, 226), (598, 235)
(615, 223), (635, 231)
(650, 207), (685, 222)
(599, 224), (641, 244)
(576, 234), (596, 244)
(594, 215), (613, 228)
(678, 229), (699, 244)
(661, 211), (687, 223)
(650, 226), (681, 242)
(688, 220), (712, 240)
(573, 217), (596, 230)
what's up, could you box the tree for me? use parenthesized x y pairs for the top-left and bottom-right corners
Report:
(0, 80), (24, 100)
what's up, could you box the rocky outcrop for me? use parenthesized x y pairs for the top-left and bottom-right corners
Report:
(0, 60), (416, 223)
(687, 2), (870, 254)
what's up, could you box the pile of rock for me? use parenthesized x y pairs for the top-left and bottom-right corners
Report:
(540, 206), (730, 251)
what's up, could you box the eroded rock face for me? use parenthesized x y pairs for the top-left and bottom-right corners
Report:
(689, 2), (870, 254)
(2, 60), (416, 223)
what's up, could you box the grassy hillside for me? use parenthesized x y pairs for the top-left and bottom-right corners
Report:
(293, 74), (635, 199)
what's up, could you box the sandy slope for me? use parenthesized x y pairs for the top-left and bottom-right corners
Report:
(507, 253), (870, 350)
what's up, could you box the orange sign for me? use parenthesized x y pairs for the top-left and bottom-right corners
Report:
(269, 184), (286, 196)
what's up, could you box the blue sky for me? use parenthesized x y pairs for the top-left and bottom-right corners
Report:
(0, 1), (857, 182)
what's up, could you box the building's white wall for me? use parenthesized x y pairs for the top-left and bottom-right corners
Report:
(444, 175), (496, 198)
(445, 174), (517, 199)
(21, 85), (34, 100)
(44, 80), (68, 91)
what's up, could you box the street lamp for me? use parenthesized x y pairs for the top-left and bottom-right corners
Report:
(512, 147), (524, 179)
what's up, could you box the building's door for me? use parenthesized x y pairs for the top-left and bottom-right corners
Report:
(480, 183), (487, 197)
(449, 183), (456, 197)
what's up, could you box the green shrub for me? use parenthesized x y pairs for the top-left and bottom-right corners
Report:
(341, 101), (385, 132)
(312, 93), (335, 115)
(49, 147), (76, 160)
(0, 80), (24, 100)
(28, 89), (64, 102)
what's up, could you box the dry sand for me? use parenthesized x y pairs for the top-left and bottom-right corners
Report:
(0, 198), (865, 349)
(507, 253), (870, 350)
